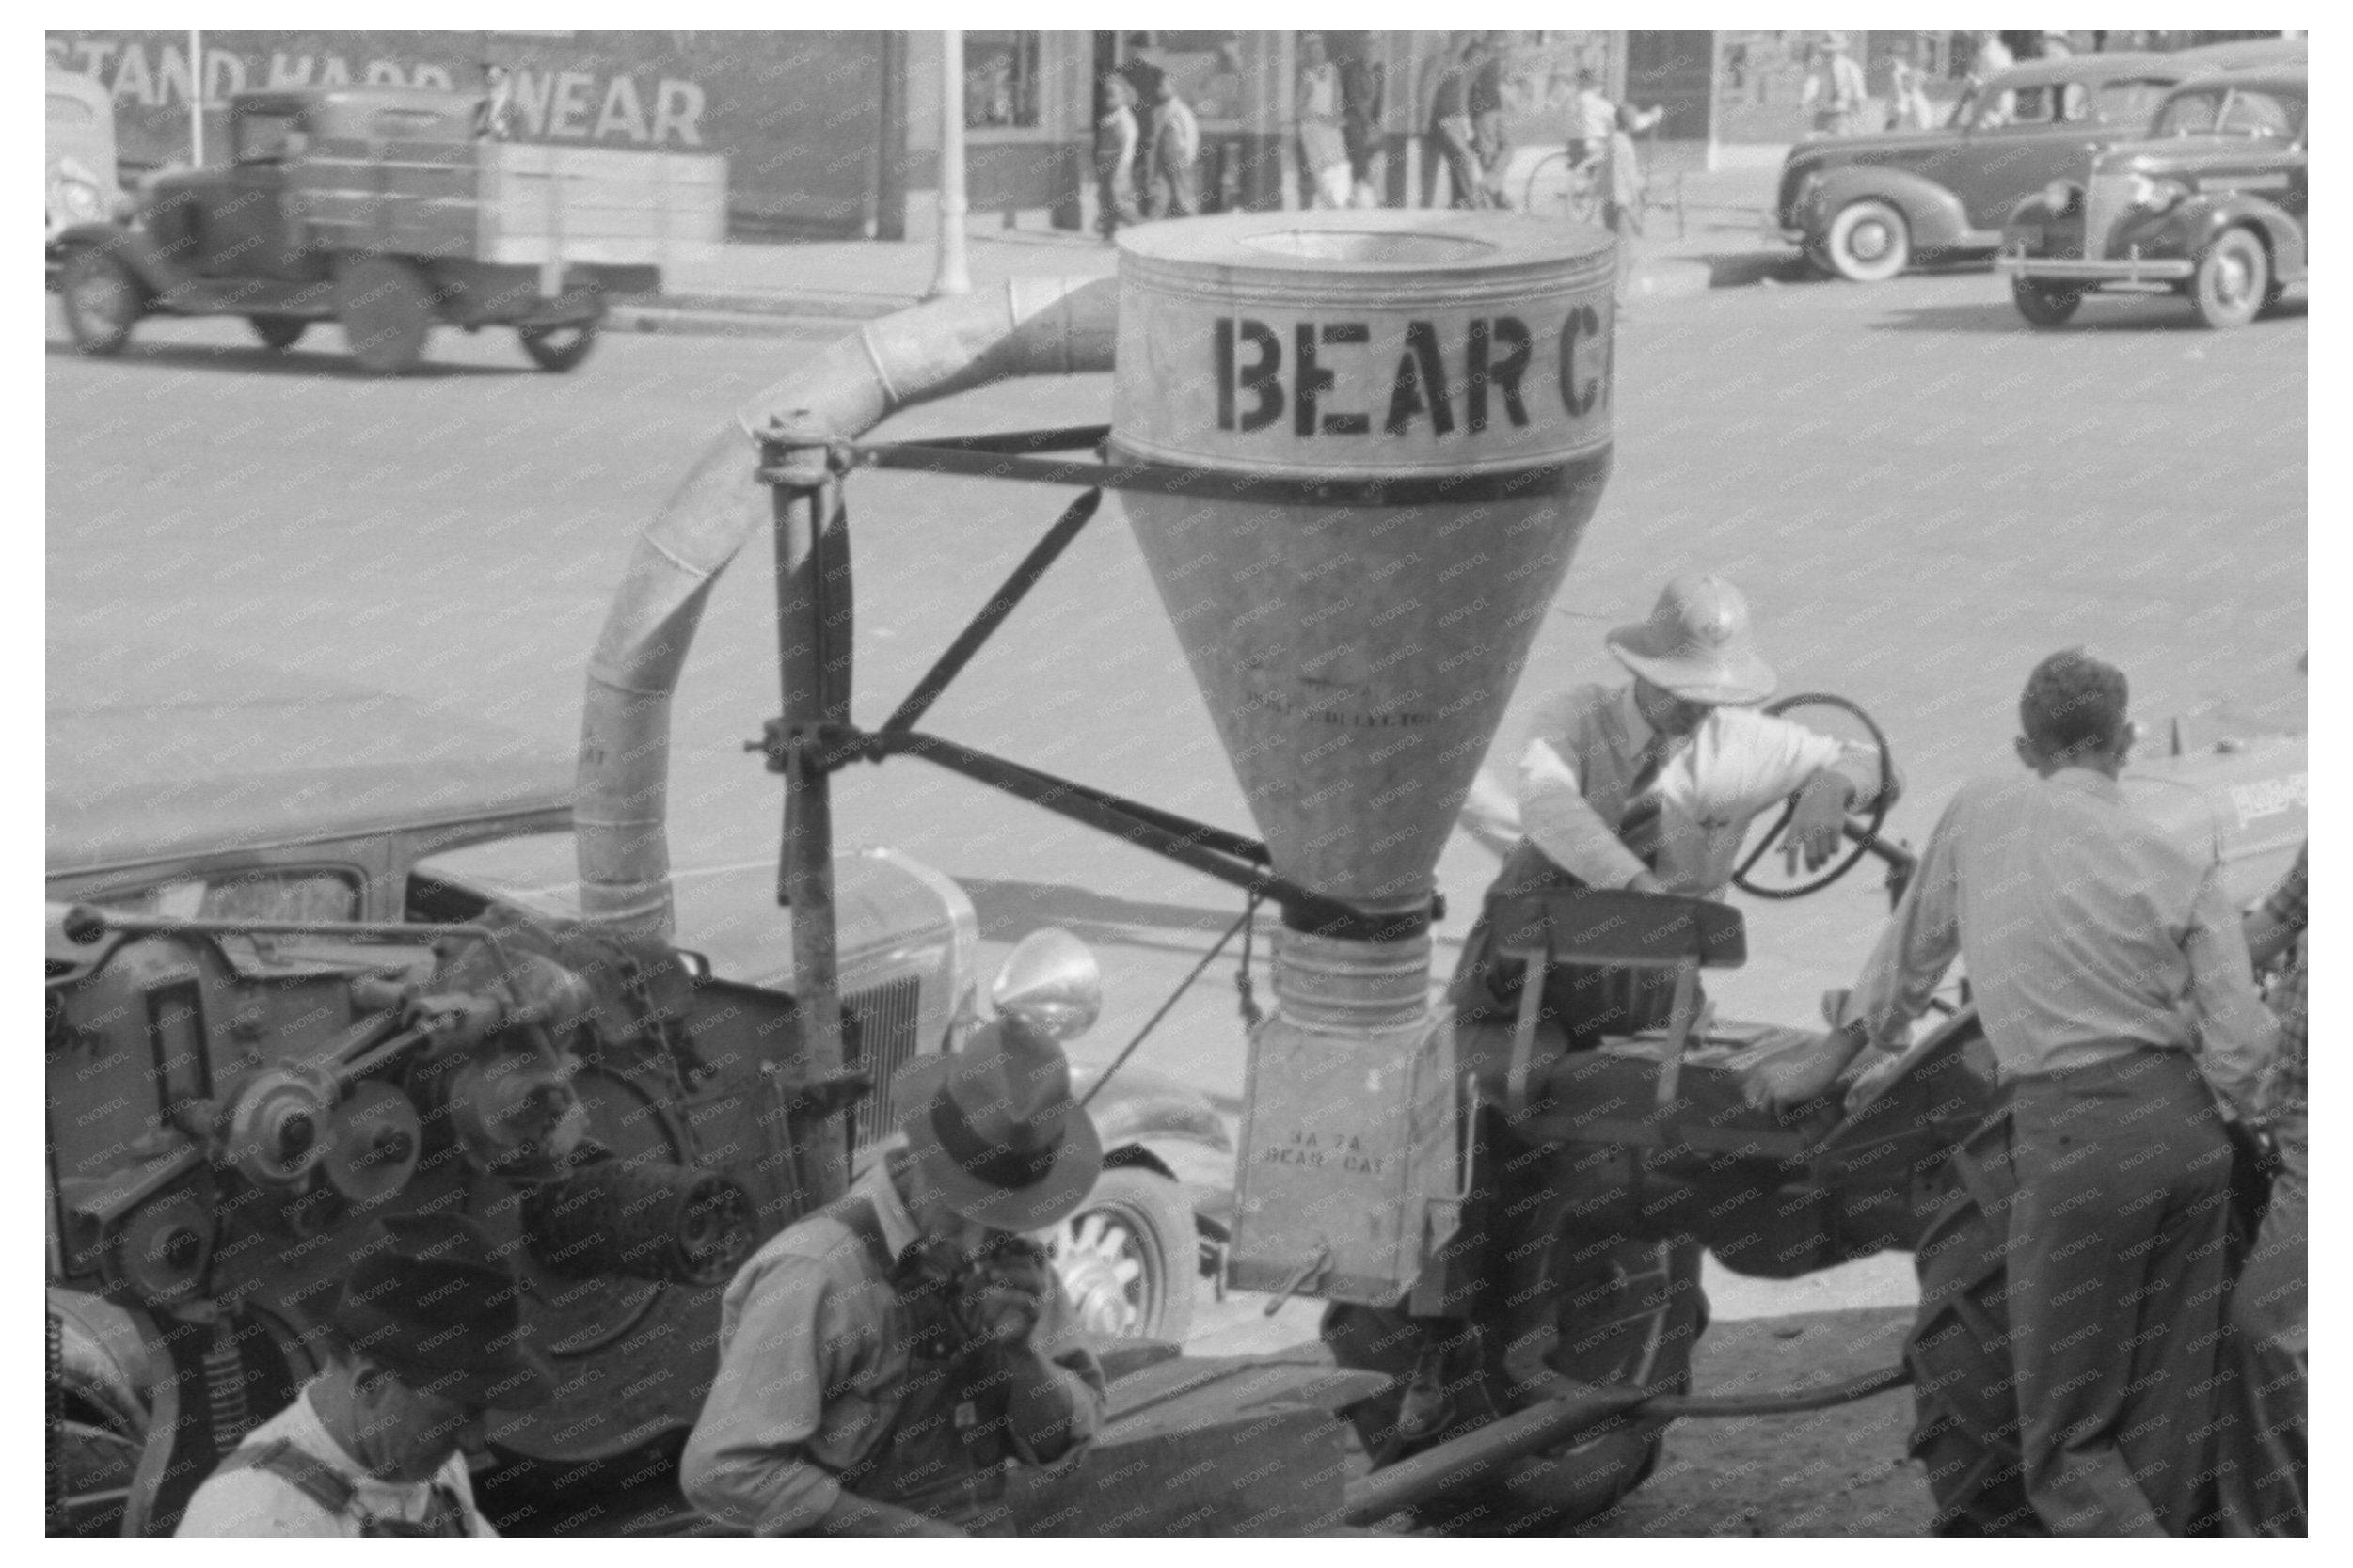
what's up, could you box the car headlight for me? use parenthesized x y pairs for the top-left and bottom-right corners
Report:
(2041, 180), (2079, 216)
(2125, 174), (2186, 214)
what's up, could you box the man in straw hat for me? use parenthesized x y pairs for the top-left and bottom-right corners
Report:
(1389, 576), (1896, 1440)
(1452, 572), (1896, 1053)
(682, 1011), (1108, 1537)
(178, 1213), (552, 1536)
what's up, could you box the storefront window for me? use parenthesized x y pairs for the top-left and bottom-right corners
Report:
(1125, 31), (1246, 126)
(965, 31), (1041, 129)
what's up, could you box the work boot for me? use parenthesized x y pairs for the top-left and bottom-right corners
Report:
(1393, 1338), (1456, 1445)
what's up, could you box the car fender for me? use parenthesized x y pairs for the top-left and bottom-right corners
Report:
(50, 221), (182, 299)
(1077, 1067), (1232, 1161)
(2179, 193), (2306, 283)
(1809, 166), (1973, 252)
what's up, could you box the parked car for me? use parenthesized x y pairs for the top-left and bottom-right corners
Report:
(49, 87), (610, 373)
(1777, 52), (2192, 281)
(1995, 64), (2307, 328)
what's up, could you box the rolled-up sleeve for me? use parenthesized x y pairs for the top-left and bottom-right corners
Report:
(1845, 787), (1965, 1049)
(2183, 864), (2281, 1120)
(1520, 736), (1646, 888)
(679, 1259), (863, 1537)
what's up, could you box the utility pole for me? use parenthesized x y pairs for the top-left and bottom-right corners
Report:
(929, 30), (972, 298)
(188, 29), (205, 166)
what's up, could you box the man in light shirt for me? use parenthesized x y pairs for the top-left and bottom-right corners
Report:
(1450, 573), (1895, 1053)
(176, 1214), (549, 1537)
(1744, 648), (2279, 1535)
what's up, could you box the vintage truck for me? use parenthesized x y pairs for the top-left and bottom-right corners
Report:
(47, 87), (707, 373)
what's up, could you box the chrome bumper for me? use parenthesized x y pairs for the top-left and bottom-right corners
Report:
(1995, 247), (2193, 284)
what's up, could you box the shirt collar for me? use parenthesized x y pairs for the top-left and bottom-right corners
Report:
(2043, 766), (2123, 802)
(853, 1154), (921, 1259)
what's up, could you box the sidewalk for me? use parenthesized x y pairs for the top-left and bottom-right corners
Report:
(612, 164), (1801, 337)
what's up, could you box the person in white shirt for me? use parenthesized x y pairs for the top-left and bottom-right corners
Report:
(176, 1214), (551, 1537)
(1801, 34), (1869, 136)
(1296, 33), (1352, 209)
(1450, 573), (1895, 1054)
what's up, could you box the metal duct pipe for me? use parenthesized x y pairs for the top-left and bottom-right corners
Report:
(576, 277), (1120, 936)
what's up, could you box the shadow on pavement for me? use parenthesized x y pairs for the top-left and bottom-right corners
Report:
(1871, 292), (2308, 334)
(43, 337), (533, 380)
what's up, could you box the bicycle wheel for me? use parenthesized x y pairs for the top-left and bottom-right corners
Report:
(1519, 151), (1588, 222)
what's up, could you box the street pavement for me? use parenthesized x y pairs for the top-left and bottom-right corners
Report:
(47, 263), (2306, 1365)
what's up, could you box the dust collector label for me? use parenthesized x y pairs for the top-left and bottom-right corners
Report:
(1207, 310), (1610, 446)
(1261, 1126), (1388, 1177)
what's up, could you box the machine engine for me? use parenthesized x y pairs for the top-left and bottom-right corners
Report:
(44, 900), (844, 1536)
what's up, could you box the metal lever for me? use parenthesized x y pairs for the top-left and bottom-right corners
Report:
(1263, 1243), (1330, 1317)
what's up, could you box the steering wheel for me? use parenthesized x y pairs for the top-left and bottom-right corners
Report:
(1731, 692), (1898, 900)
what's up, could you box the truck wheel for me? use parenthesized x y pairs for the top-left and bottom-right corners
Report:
(1824, 199), (1911, 282)
(519, 322), (597, 372)
(247, 315), (308, 352)
(2190, 228), (2268, 330)
(2010, 278), (2082, 328)
(336, 256), (432, 373)
(60, 248), (140, 356)
(1041, 1166), (1196, 1343)
(1906, 1132), (2037, 1534)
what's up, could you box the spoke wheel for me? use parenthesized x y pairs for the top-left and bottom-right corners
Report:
(2010, 277), (2082, 328)
(1730, 691), (1898, 900)
(1039, 1166), (1196, 1343)
(1824, 198), (1911, 282)
(60, 248), (139, 356)
(520, 321), (598, 372)
(2192, 227), (2268, 329)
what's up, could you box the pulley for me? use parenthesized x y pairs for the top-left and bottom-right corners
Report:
(103, 1189), (215, 1307)
(446, 1041), (589, 1180)
(222, 1064), (338, 1188)
(323, 1081), (421, 1207)
(524, 1156), (755, 1286)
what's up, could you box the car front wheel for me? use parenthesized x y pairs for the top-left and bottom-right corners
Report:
(1824, 198), (1911, 282)
(2191, 227), (2268, 330)
(1041, 1166), (1197, 1343)
(60, 248), (140, 356)
(2011, 277), (2083, 328)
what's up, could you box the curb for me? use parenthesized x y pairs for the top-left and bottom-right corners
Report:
(611, 247), (1806, 338)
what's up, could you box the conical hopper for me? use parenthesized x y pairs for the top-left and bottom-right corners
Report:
(1112, 213), (1617, 932)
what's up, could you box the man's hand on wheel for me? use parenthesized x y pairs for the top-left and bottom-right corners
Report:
(1741, 1022), (1872, 1114)
(1785, 772), (1857, 874)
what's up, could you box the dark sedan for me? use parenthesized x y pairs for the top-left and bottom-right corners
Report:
(1997, 66), (2307, 328)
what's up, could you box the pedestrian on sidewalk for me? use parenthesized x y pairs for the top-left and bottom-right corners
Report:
(1747, 648), (2281, 1536)
(1600, 103), (1654, 298)
(1424, 38), (1490, 210)
(1093, 71), (1142, 241)
(1469, 34), (1512, 207)
(1296, 34), (1353, 209)
(1802, 34), (1868, 136)
(1120, 44), (1198, 219)
(1887, 39), (1938, 131)
(1341, 48), (1387, 207)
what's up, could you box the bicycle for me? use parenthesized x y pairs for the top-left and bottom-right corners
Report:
(1519, 144), (1605, 224)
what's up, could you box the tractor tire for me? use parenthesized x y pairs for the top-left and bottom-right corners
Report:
(1041, 1166), (1197, 1344)
(2010, 278), (2083, 329)
(519, 321), (598, 372)
(247, 314), (308, 351)
(2190, 227), (2268, 330)
(59, 247), (140, 356)
(335, 255), (433, 374)
(1823, 198), (1912, 283)
(1904, 1122), (2038, 1535)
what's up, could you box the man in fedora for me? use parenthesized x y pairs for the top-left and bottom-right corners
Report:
(681, 1012), (1108, 1537)
(177, 1213), (552, 1536)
